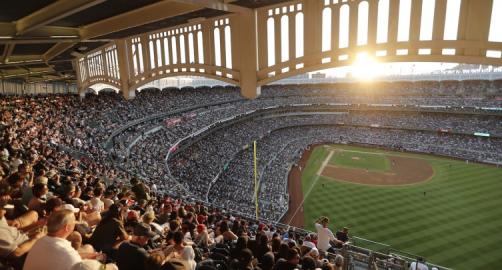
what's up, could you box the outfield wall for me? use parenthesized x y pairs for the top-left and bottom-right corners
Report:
(339, 141), (502, 168)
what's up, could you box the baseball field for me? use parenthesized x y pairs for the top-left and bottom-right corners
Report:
(282, 144), (502, 270)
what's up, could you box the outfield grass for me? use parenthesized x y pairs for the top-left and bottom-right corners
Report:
(328, 149), (391, 171)
(301, 145), (502, 270)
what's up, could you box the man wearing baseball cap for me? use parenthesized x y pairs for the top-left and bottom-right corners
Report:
(115, 223), (155, 270)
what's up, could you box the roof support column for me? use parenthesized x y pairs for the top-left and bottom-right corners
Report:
(75, 59), (86, 99)
(432, 0), (447, 56)
(304, 0), (322, 66)
(116, 40), (135, 100)
(232, 11), (260, 99)
(457, 0), (493, 57)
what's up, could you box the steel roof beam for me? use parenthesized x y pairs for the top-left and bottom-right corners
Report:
(174, 0), (251, 13)
(80, 1), (203, 40)
(15, 0), (106, 35)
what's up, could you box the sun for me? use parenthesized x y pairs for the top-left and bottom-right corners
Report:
(351, 52), (379, 81)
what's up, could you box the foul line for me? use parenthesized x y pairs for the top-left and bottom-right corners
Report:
(287, 150), (334, 225)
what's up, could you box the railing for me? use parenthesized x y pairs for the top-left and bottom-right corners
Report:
(125, 125), (163, 157)
(388, 249), (454, 270)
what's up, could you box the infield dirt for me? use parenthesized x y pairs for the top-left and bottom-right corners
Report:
(321, 155), (434, 186)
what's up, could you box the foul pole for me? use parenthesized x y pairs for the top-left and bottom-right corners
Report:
(253, 140), (259, 220)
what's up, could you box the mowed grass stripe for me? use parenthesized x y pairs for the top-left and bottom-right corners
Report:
(301, 145), (502, 270)
(419, 220), (502, 267)
(414, 221), (502, 265)
(318, 181), (486, 230)
(363, 192), (502, 241)
(322, 164), (501, 219)
(386, 205), (501, 250)
(349, 176), (502, 232)
(327, 173), (502, 239)
(312, 175), (502, 226)
(450, 241), (502, 270)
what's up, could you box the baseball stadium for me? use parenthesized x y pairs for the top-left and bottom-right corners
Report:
(1, 1), (502, 270)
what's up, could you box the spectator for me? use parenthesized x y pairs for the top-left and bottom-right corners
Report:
(163, 231), (186, 259)
(27, 183), (48, 216)
(82, 199), (102, 227)
(409, 257), (429, 270)
(254, 233), (271, 264)
(314, 216), (342, 253)
(307, 247), (322, 268)
(258, 252), (274, 270)
(71, 259), (118, 270)
(272, 248), (300, 270)
(230, 236), (249, 260)
(61, 184), (76, 205)
(180, 246), (197, 270)
(217, 220), (237, 242)
(88, 204), (128, 256)
(131, 178), (149, 201)
(23, 209), (79, 270)
(301, 256), (317, 270)
(67, 231), (91, 254)
(333, 254), (344, 270)
(302, 234), (316, 249)
(0, 198), (44, 267)
(335, 227), (349, 248)
(232, 248), (255, 270)
(194, 224), (213, 249)
(115, 223), (155, 270)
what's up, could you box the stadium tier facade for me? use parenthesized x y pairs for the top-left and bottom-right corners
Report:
(69, 0), (502, 99)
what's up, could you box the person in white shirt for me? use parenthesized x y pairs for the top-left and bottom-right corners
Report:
(23, 209), (81, 270)
(0, 200), (44, 264)
(314, 216), (344, 253)
(409, 258), (430, 270)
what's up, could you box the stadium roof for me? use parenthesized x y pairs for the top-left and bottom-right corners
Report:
(0, 0), (289, 83)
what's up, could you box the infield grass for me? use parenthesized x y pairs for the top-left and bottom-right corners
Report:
(300, 144), (502, 270)
(328, 149), (391, 171)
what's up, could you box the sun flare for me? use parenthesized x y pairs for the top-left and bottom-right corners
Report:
(351, 52), (379, 81)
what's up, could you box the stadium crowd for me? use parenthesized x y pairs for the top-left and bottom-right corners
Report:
(170, 114), (502, 221)
(0, 103), (352, 269)
(0, 80), (501, 269)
